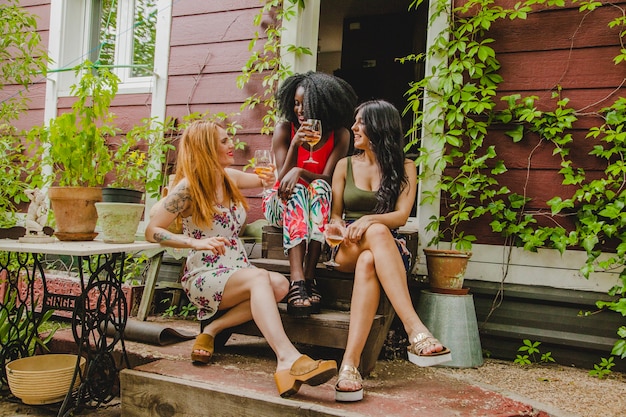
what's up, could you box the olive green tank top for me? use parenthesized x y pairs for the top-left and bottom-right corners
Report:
(344, 157), (378, 221)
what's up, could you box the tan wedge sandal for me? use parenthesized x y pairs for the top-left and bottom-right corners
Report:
(191, 333), (214, 364)
(273, 355), (337, 398)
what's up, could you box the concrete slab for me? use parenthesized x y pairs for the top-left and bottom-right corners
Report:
(34, 317), (553, 417)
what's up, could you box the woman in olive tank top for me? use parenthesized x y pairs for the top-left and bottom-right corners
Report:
(328, 100), (452, 402)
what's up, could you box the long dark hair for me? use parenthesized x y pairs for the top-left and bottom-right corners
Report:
(354, 100), (408, 213)
(276, 71), (357, 131)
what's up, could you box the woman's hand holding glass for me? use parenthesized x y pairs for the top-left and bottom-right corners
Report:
(323, 221), (345, 268)
(253, 150), (275, 196)
(303, 119), (321, 164)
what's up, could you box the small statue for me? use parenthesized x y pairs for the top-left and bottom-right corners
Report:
(19, 188), (55, 243)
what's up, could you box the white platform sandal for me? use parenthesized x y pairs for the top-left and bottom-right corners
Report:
(335, 364), (364, 402)
(407, 332), (452, 367)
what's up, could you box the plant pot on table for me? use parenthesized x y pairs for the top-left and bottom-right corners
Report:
(95, 202), (145, 244)
(47, 186), (103, 241)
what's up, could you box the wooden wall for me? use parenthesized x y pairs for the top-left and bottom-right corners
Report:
(446, 1), (626, 245)
(167, 1), (272, 220)
(1, 0), (50, 131)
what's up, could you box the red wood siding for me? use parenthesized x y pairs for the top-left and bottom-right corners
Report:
(448, 1), (626, 244)
(167, 1), (270, 221)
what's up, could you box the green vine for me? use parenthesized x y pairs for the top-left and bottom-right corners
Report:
(406, 0), (626, 360)
(237, 0), (312, 134)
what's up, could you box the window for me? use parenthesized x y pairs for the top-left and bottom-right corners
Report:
(53, 0), (159, 95)
(95, 0), (157, 80)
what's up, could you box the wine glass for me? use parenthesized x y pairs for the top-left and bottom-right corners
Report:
(323, 221), (345, 268)
(304, 119), (321, 164)
(253, 150), (273, 196)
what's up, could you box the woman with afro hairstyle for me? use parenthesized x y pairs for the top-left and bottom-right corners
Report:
(327, 100), (451, 402)
(262, 71), (357, 317)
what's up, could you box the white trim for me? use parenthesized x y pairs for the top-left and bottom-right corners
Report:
(141, 0), (172, 230)
(280, 0), (320, 74)
(414, 243), (621, 294)
(416, 0), (448, 256)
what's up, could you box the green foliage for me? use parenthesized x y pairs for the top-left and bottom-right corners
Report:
(513, 339), (555, 366)
(160, 299), (197, 319)
(0, 129), (35, 228)
(29, 60), (119, 187)
(112, 117), (177, 197)
(589, 356), (615, 379)
(121, 253), (150, 285)
(0, 0), (50, 124)
(237, 0), (312, 134)
(0, 291), (56, 358)
(406, 0), (626, 357)
(0, 1), (49, 226)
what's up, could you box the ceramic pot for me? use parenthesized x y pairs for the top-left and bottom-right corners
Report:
(424, 248), (472, 294)
(47, 186), (102, 241)
(95, 202), (145, 243)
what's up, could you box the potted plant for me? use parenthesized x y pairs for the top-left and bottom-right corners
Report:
(96, 118), (177, 243)
(29, 60), (119, 241)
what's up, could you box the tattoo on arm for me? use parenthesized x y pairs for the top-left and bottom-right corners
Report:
(154, 232), (170, 242)
(164, 185), (191, 214)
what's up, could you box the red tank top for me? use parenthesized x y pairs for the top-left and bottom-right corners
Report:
(291, 123), (335, 175)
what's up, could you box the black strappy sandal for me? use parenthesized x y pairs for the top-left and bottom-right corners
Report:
(287, 280), (312, 317)
(306, 279), (322, 314)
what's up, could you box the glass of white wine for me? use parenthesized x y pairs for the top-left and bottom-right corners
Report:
(323, 221), (345, 268)
(304, 119), (321, 164)
(253, 150), (273, 196)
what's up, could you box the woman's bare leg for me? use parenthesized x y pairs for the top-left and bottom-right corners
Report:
(202, 271), (288, 336)
(219, 268), (301, 371)
(337, 250), (379, 391)
(335, 223), (443, 355)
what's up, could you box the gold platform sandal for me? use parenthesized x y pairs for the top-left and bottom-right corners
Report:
(274, 355), (337, 398)
(335, 364), (363, 402)
(407, 332), (452, 367)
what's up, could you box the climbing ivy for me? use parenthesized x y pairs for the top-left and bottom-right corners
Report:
(405, 0), (626, 360)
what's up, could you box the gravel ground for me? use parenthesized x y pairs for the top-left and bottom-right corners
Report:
(435, 358), (626, 417)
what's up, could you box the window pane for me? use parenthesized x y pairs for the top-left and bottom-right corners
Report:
(131, 0), (157, 77)
(98, 0), (118, 67)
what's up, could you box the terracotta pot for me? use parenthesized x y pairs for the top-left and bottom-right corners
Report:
(424, 248), (472, 293)
(95, 202), (145, 243)
(47, 186), (102, 241)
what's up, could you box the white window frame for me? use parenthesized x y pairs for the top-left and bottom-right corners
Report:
(49, 0), (165, 96)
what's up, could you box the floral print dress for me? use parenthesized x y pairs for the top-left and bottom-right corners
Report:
(180, 201), (251, 321)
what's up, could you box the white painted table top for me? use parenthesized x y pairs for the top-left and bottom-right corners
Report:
(0, 239), (161, 256)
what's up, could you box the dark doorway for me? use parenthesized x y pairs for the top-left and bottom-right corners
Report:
(317, 0), (428, 138)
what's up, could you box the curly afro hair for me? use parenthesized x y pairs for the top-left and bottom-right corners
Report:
(275, 71), (358, 132)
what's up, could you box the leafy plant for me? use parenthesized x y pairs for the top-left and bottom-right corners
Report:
(402, 0), (626, 359)
(0, 128), (35, 228)
(589, 356), (615, 379)
(29, 60), (119, 187)
(237, 0), (312, 134)
(513, 339), (555, 366)
(0, 1), (49, 227)
(110, 116), (177, 196)
(0, 291), (56, 358)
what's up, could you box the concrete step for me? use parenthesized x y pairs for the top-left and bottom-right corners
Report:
(47, 318), (546, 417)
